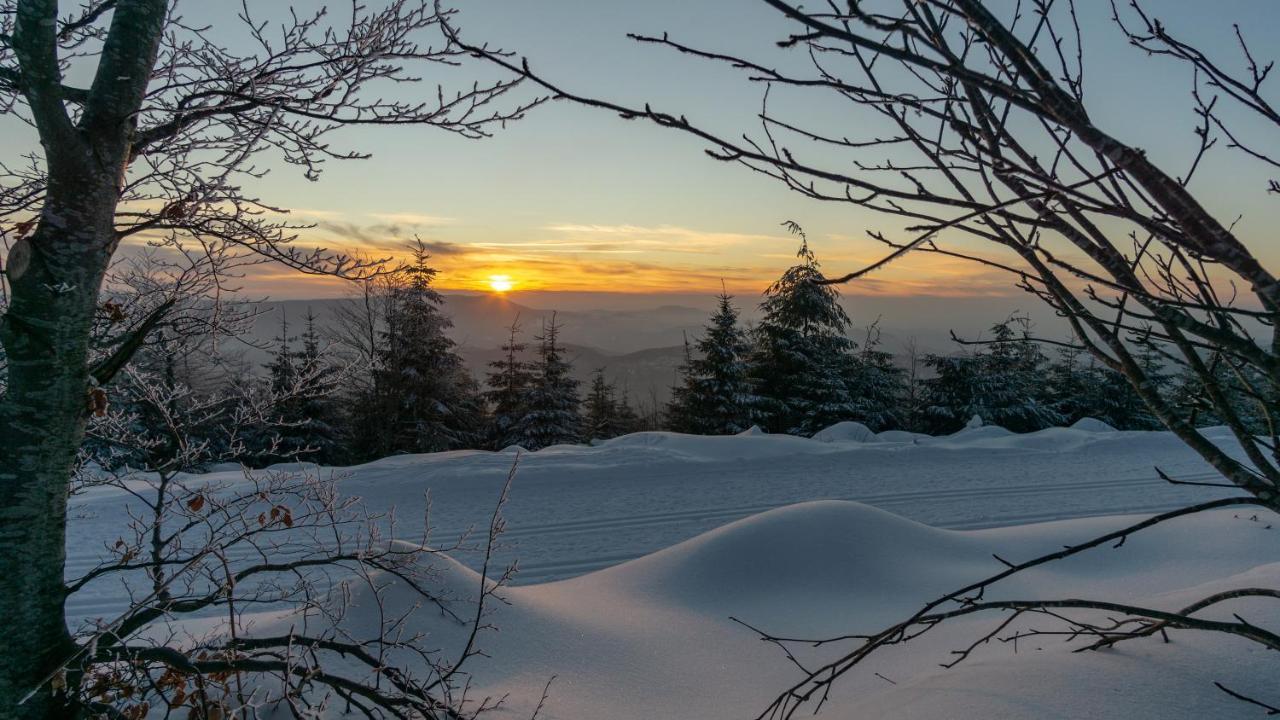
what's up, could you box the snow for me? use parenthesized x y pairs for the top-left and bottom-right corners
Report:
(310, 502), (1278, 720)
(1071, 416), (1118, 433)
(64, 423), (1276, 718)
(812, 420), (877, 443)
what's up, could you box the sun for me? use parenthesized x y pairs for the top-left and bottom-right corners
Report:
(487, 274), (514, 293)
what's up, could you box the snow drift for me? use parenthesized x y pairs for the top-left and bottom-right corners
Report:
(66, 422), (1276, 718)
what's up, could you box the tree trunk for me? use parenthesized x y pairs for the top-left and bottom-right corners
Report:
(0, 192), (117, 718)
(2, 1), (169, 714)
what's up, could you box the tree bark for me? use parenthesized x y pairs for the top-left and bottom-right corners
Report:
(1, 1), (169, 715)
(0, 194), (114, 718)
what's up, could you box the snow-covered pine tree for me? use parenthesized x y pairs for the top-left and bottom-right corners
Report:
(666, 333), (702, 433)
(291, 309), (345, 463)
(969, 316), (1062, 432)
(1125, 336), (1174, 430)
(1173, 351), (1272, 433)
(612, 385), (642, 435)
(752, 224), (859, 436)
(248, 308), (348, 465)
(1047, 337), (1172, 430)
(266, 310), (298, 402)
(582, 368), (630, 442)
(847, 322), (906, 431)
(252, 310), (306, 464)
(924, 317), (1062, 434)
(922, 352), (982, 434)
(484, 317), (536, 449)
(668, 291), (764, 434)
(1046, 344), (1094, 425)
(511, 313), (581, 449)
(367, 241), (481, 455)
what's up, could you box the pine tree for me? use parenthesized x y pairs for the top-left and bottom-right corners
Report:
(510, 313), (581, 449)
(266, 310), (298, 401)
(583, 368), (629, 441)
(1174, 351), (1272, 433)
(922, 352), (983, 434)
(255, 310), (307, 464)
(1046, 344), (1093, 425)
(973, 317), (1061, 432)
(925, 316), (1062, 433)
(291, 309), (344, 462)
(752, 225), (860, 436)
(666, 332), (703, 434)
(612, 385), (642, 435)
(484, 318), (536, 449)
(668, 291), (764, 434)
(846, 322), (906, 431)
(1126, 338), (1174, 430)
(358, 241), (481, 456)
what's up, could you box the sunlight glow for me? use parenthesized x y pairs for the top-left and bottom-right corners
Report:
(488, 274), (515, 293)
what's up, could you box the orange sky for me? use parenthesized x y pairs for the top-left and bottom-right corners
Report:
(194, 206), (1028, 300)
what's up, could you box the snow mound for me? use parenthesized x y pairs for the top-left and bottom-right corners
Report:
(737, 425), (767, 436)
(1071, 417), (1118, 432)
(944, 424), (1014, 442)
(265, 503), (1280, 720)
(875, 429), (929, 443)
(599, 429), (830, 462)
(590, 501), (988, 622)
(812, 421), (877, 443)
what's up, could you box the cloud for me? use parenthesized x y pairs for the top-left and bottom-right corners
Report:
(542, 223), (782, 254)
(368, 212), (455, 226)
(309, 220), (469, 257)
(282, 207), (346, 221)
(468, 240), (643, 254)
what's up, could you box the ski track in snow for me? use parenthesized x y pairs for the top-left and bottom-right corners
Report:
(64, 426), (1239, 625)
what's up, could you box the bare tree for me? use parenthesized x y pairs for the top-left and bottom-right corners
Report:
(68, 360), (520, 717)
(452, 0), (1280, 714)
(0, 1), (539, 715)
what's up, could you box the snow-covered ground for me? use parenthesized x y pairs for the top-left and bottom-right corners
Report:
(66, 421), (1279, 718)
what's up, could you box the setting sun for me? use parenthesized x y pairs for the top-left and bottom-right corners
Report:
(487, 274), (514, 293)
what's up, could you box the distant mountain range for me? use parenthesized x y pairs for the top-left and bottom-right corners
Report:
(235, 295), (695, 405)
(249, 294), (708, 355)
(231, 292), (1067, 405)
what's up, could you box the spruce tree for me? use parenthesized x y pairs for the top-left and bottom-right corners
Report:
(484, 318), (536, 449)
(362, 241), (481, 456)
(847, 322), (906, 431)
(612, 386), (642, 435)
(291, 309), (344, 463)
(666, 333), (704, 434)
(583, 368), (628, 441)
(922, 353), (983, 433)
(668, 292), (764, 434)
(752, 225), (859, 436)
(251, 310), (302, 464)
(926, 317), (1061, 433)
(1126, 338), (1174, 429)
(1047, 344), (1093, 425)
(511, 314), (581, 449)
(974, 317), (1061, 431)
(1174, 351), (1271, 433)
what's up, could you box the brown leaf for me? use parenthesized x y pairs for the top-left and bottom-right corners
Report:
(102, 301), (127, 324)
(186, 494), (205, 513)
(88, 387), (109, 417)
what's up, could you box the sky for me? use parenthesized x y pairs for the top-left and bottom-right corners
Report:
(5, 0), (1279, 302)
